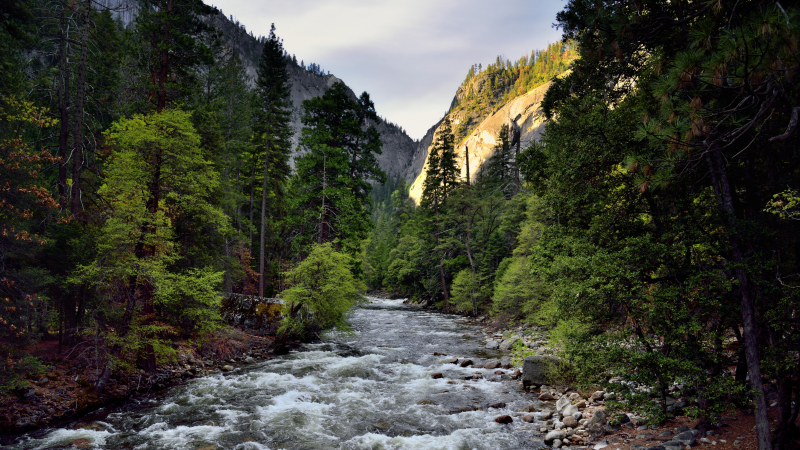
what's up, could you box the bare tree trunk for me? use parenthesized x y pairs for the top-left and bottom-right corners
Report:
(464, 145), (470, 186)
(71, 0), (90, 217)
(57, 3), (70, 210)
(258, 143), (270, 297)
(706, 150), (771, 450)
(249, 150), (257, 250)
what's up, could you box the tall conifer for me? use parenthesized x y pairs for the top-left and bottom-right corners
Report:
(252, 24), (293, 297)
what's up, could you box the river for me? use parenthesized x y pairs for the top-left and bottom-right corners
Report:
(8, 297), (547, 450)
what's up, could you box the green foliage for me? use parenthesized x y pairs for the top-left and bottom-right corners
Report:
(156, 268), (224, 333)
(292, 81), (385, 257)
(0, 347), (45, 394)
(279, 243), (365, 339)
(450, 268), (478, 313)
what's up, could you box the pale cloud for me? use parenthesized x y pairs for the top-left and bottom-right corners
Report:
(207, 0), (566, 139)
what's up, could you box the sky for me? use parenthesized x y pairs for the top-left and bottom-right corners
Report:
(205, 0), (567, 140)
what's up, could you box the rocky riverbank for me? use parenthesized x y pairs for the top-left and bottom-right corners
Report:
(0, 330), (282, 440)
(466, 317), (765, 450)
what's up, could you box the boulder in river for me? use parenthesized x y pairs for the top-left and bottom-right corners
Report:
(522, 414), (534, 423)
(485, 341), (500, 350)
(221, 365), (234, 372)
(489, 402), (506, 409)
(563, 415), (578, 428)
(494, 415), (513, 424)
(521, 355), (560, 386)
(459, 359), (474, 367)
(431, 373), (443, 379)
(483, 360), (501, 369)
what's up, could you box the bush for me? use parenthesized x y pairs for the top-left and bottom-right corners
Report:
(279, 243), (365, 339)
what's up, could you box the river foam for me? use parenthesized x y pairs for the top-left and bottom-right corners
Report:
(7, 297), (545, 450)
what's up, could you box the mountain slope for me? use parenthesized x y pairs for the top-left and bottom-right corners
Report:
(405, 46), (575, 203)
(205, 12), (418, 179)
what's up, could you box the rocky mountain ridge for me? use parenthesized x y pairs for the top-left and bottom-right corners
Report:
(97, 1), (418, 179)
(205, 12), (419, 179)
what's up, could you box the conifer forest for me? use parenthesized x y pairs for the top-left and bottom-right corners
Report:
(0, 1), (799, 449)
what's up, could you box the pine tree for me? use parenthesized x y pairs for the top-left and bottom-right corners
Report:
(252, 24), (293, 298)
(135, 0), (217, 112)
(294, 81), (385, 255)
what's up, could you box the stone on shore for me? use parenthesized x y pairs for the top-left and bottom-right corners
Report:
(499, 335), (521, 350)
(485, 341), (500, 350)
(221, 365), (234, 372)
(589, 409), (608, 425)
(563, 415), (578, 428)
(545, 430), (567, 443)
(673, 430), (697, 446)
(521, 355), (560, 386)
(555, 396), (571, 412)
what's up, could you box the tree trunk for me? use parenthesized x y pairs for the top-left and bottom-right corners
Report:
(438, 262), (450, 311)
(157, 0), (172, 113)
(138, 148), (162, 373)
(248, 150), (257, 250)
(258, 143), (270, 297)
(95, 281), (139, 393)
(464, 145), (470, 186)
(57, 3), (70, 210)
(706, 150), (771, 450)
(464, 236), (477, 315)
(71, 0), (90, 217)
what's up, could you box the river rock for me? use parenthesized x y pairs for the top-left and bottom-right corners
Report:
(556, 396), (572, 412)
(552, 439), (563, 448)
(589, 409), (608, 424)
(673, 430), (697, 446)
(498, 335), (521, 350)
(593, 439), (609, 449)
(590, 390), (605, 401)
(484, 360), (501, 369)
(446, 358), (459, 364)
(511, 368), (521, 379)
(494, 415), (513, 424)
(500, 356), (512, 367)
(522, 414), (534, 423)
(538, 391), (557, 401)
(489, 402), (506, 408)
(575, 400), (586, 409)
(662, 441), (683, 450)
(221, 365), (234, 372)
(244, 357), (255, 364)
(485, 341), (500, 350)
(563, 404), (579, 417)
(431, 373), (443, 379)
(459, 359), (474, 367)
(563, 415), (578, 428)
(539, 408), (554, 420)
(588, 422), (606, 440)
(545, 430), (567, 443)
(521, 355), (560, 386)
